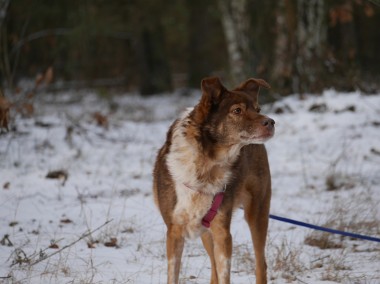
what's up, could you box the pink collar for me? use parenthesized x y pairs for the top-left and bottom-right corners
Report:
(183, 183), (226, 228)
(201, 191), (225, 228)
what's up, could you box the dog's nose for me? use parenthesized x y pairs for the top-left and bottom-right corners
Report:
(262, 118), (275, 127)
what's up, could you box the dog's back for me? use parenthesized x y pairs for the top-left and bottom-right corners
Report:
(153, 122), (177, 226)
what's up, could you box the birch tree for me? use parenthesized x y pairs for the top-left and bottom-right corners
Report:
(218, 0), (250, 84)
(295, 0), (327, 94)
(272, 0), (297, 95)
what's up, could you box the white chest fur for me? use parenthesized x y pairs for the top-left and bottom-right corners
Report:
(166, 110), (241, 238)
(171, 184), (214, 238)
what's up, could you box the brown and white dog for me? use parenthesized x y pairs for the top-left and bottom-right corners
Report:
(153, 77), (275, 284)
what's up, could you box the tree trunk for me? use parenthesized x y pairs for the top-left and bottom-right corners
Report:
(0, 0), (10, 91)
(187, 0), (214, 88)
(295, 0), (327, 94)
(327, 0), (359, 92)
(136, 25), (172, 95)
(218, 0), (249, 85)
(272, 0), (297, 95)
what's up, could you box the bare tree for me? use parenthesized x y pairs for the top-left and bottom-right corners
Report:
(0, 0), (11, 90)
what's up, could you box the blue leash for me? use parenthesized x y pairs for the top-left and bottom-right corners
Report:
(269, 214), (380, 243)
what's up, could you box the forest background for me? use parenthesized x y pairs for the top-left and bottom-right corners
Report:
(1, 0), (380, 98)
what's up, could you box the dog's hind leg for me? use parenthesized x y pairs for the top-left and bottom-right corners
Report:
(244, 193), (270, 284)
(166, 224), (185, 284)
(201, 231), (218, 284)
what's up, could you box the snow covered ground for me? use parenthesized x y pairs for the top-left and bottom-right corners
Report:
(1, 88), (379, 283)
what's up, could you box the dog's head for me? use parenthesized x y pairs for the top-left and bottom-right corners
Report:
(192, 76), (275, 146)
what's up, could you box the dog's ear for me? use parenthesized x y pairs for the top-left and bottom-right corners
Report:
(234, 78), (271, 97)
(201, 77), (225, 104)
(193, 77), (225, 123)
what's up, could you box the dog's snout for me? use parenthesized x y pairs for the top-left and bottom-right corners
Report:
(262, 118), (275, 127)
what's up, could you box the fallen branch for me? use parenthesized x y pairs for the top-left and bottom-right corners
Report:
(26, 219), (113, 267)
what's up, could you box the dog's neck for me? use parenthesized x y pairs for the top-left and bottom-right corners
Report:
(167, 110), (242, 195)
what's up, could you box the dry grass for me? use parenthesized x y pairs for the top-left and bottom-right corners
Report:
(269, 239), (304, 282)
(232, 242), (255, 274)
(305, 190), (380, 251)
(304, 232), (344, 249)
(1, 191), (138, 284)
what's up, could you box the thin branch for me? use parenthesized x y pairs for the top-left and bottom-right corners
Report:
(0, 0), (10, 29)
(10, 29), (131, 57)
(10, 28), (71, 57)
(65, 112), (132, 145)
(368, 0), (380, 7)
(1, 27), (12, 88)
(11, 15), (31, 85)
(27, 219), (113, 267)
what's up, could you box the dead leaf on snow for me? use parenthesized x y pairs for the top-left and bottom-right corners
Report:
(87, 240), (99, 249)
(93, 112), (109, 129)
(46, 170), (68, 185)
(104, 237), (118, 247)
(9, 221), (18, 227)
(49, 243), (59, 249)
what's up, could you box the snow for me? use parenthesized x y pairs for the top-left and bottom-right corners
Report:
(1, 89), (379, 283)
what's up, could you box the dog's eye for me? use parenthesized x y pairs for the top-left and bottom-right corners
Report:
(233, 108), (242, 115)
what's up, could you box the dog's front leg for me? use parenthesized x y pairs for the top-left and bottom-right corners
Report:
(201, 232), (218, 283)
(166, 224), (185, 284)
(211, 224), (232, 284)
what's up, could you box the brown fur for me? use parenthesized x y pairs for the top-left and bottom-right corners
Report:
(153, 77), (275, 284)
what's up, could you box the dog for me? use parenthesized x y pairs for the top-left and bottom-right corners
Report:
(153, 76), (275, 284)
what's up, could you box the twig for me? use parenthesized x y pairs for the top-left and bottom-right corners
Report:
(299, 139), (310, 189)
(65, 112), (131, 145)
(10, 15), (31, 85)
(27, 219), (113, 267)
(295, 277), (309, 284)
(368, 0), (380, 8)
(0, 0), (10, 34)
(310, 255), (329, 263)
(10, 29), (131, 57)
(10, 29), (71, 57)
